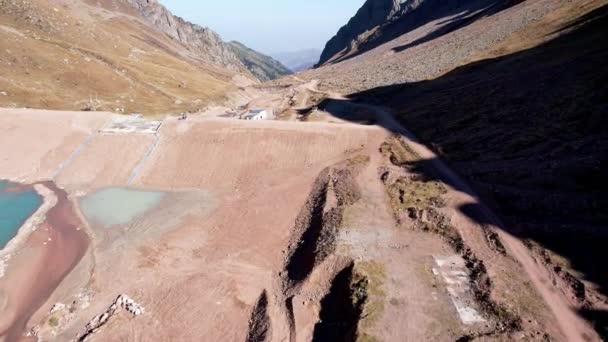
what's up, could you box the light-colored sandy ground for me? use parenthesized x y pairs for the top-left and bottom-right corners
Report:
(0, 106), (578, 341)
(56, 134), (155, 190)
(0, 108), (111, 183)
(0, 109), (396, 341)
(136, 117), (374, 192)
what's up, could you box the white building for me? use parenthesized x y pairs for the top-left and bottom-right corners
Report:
(243, 109), (270, 120)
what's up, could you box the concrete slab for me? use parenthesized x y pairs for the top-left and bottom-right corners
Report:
(433, 255), (486, 325)
(100, 115), (162, 135)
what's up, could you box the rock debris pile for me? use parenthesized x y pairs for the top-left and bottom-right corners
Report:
(78, 295), (144, 341)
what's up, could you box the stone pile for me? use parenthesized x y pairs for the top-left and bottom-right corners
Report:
(79, 295), (144, 341)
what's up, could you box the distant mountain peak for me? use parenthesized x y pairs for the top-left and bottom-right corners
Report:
(273, 48), (322, 72)
(123, 0), (290, 80)
(227, 41), (292, 81)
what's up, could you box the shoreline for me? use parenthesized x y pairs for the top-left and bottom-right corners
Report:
(0, 181), (90, 341)
(0, 184), (56, 278)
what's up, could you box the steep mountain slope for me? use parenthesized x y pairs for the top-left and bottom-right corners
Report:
(121, 0), (248, 74)
(317, 0), (515, 66)
(305, 0), (575, 94)
(273, 48), (322, 72)
(304, 0), (608, 338)
(0, 0), (286, 114)
(119, 0), (289, 80)
(228, 41), (292, 81)
(0, 0), (247, 114)
(317, 0), (406, 66)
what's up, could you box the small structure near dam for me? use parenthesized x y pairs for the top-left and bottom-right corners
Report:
(100, 114), (162, 135)
(242, 109), (272, 120)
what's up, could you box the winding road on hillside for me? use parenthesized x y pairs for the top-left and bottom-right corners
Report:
(300, 79), (601, 342)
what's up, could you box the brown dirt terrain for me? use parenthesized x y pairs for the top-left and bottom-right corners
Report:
(308, 1), (608, 339)
(1, 0), (605, 340)
(0, 0), (245, 114)
(282, 0), (608, 339)
(299, 0), (594, 94)
(0, 108), (563, 341)
(0, 108), (110, 183)
(56, 133), (155, 189)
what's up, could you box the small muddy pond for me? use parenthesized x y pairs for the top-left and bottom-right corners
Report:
(80, 187), (165, 228)
(0, 180), (42, 249)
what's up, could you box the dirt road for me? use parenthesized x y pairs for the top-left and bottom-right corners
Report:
(308, 81), (601, 342)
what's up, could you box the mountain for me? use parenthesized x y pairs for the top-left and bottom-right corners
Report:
(317, 0), (513, 66)
(228, 41), (292, 81)
(273, 48), (322, 72)
(304, 0), (608, 338)
(123, 0), (289, 81)
(121, 0), (249, 74)
(0, 0), (283, 114)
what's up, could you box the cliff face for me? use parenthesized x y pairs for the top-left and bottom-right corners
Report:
(125, 0), (289, 80)
(317, 0), (408, 66)
(317, 0), (505, 66)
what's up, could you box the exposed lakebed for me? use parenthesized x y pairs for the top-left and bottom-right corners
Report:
(0, 180), (42, 249)
(80, 187), (165, 228)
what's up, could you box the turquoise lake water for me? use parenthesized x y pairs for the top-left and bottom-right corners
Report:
(0, 180), (43, 249)
(80, 188), (165, 228)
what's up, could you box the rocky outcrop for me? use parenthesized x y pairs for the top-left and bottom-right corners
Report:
(317, 0), (506, 66)
(78, 295), (144, 341)
(317, 0), (408, 65)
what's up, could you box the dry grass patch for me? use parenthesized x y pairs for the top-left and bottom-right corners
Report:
(387, 176), (447, 217)
(0, 2), (237, 114)
(380, 135), (419, 166)
(354, 261), (386, 339)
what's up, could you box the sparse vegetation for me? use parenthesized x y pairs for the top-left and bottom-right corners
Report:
(380, 135), (419, 165)
(387, 176), (447, 217)
(355, 261), (386, 336)
(347, 154), (371, 167)
(48, 315), (59, 327)
(0, 0), (236, 114)
(358, 334), (380, 342)
(228, 41), (292, 81)
(313, 263), (369, 341)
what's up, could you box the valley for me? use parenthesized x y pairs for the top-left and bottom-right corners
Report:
(0, 0), (606, 341)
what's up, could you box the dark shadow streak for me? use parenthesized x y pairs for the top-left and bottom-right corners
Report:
(321, 0), (520, 67)
(315, 5), (608, 338)
(392, 2), (504, 54)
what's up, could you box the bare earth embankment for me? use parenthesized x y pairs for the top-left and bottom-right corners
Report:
(286, 0), (607, 339)
(0, 105), (565, 341)
(0, 1), (605, 340)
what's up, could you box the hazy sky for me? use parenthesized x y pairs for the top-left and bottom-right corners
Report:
(160, 0), (364, 55)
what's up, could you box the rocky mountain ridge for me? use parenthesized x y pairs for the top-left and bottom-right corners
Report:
(0, 0), (291, 113)
(317, 0), (509, 66)
(124, 0), (289, 80)
(317, 0), (409, 65)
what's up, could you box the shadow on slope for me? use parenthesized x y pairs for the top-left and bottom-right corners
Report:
(391, 0), (512, 54)
(317, 4), (608, 337)
(325, 0), (518, 66)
